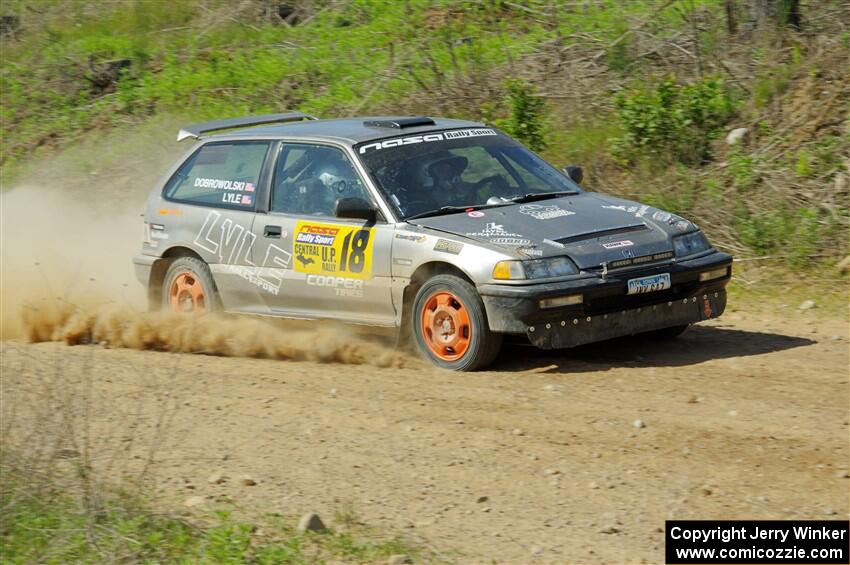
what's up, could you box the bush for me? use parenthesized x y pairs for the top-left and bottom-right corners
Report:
(613, 76), (737, 166)
(503, 79), (549, 152)
(734, 204), (828, 266)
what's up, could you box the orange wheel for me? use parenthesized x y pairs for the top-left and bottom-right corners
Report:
(419, 290), (472, 361)
(412, 274), (502, 371)
(168, 271), (207, 313)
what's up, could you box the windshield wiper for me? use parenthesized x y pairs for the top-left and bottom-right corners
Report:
(508, 190), (578, 204)
(405, 205), (488, 221)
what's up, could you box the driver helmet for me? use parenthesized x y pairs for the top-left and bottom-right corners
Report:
(315, 155), (360, 194)
(429, 155), (469, 187)
(414, 152), (469, 189)
(294, 151), (361, 214)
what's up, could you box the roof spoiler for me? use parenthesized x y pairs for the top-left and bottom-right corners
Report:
(177, 112), (318, 142)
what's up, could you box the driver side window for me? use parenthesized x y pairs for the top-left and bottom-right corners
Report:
(271, 143), (371, 216)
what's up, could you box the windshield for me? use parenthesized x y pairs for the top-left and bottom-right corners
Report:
(354, 128), (581, 219)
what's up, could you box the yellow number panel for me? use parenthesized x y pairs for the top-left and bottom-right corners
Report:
(292, 221), (374, 279)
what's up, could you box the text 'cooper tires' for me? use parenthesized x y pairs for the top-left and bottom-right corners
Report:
(162, 256), (220, 313)
(412, 274), (502, 371)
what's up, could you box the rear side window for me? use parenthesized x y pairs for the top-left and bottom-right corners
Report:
(164, 142), (270, 209)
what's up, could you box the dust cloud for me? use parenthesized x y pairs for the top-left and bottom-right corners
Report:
(1, 118), (414, 367)
(20, 301), (413, 368)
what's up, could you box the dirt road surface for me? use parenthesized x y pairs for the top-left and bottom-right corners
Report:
(2, 302), (848, 564)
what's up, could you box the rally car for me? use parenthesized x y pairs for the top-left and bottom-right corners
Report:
(134, 113), (731, 370)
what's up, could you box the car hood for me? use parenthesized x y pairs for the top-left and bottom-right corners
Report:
(409, 192), (695, 270)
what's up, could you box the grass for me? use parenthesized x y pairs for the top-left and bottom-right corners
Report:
(1, 0), (848, 270)
(0, 465), (419, 564)
(0, 0), (735, 169)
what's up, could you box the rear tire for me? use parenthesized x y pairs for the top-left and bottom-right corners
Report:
(162, 257), (220, 313)
(642, 324), (689, 341)
(412, 274), (502, 371)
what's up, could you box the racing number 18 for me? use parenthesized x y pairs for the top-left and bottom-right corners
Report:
(339, 229), (370, 274)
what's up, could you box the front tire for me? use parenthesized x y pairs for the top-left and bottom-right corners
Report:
(412, 274), (502, 371)
(162, 257), (220, 313)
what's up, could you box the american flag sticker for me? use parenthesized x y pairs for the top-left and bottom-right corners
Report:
(245, 182), (255, 192)
(242, 194), (253, 205)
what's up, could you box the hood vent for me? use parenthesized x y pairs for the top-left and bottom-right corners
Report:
(555, 223), (649, 246)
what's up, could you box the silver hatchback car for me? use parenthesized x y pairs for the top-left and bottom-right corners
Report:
(135, 113), (731, 370)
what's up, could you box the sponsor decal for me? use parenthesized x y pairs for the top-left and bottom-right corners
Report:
(602, 240), (634, 249)
(307, 274), (364, 298)
(517, 246), (543, 257)
(295, 225), (339, 246)
(652, 210), (672, 222)
(519, 204), (575, 220)
(490, 237), (533, 246)
(467, 210), (485, 218)
(394, 232), (426, 243)
(193, 177), (255, 192)
(221, 192), (253, 205)
(433, 239), (463, 255)
(464, 223), (532, 246)
(231, 265), (284, 295)
(443, 128), (498, 140)
(358, 128), (497, 154)
(150, 231), (169, 240)
(194, 210), (291, 295)
(465, 222), (520, 239)
(293, 221), (373, 279)
(601, 204), (639, 213)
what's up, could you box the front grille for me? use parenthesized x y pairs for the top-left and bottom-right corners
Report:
(607, 251), (673, 270)
(583, 279), (704, 316)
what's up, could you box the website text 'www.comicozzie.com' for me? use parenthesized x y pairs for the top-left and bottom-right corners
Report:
(665, 520), (849, 564)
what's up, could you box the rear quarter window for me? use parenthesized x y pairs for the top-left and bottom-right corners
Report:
(163, 141), (270, 209)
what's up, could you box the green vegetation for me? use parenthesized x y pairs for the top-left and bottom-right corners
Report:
(0, 467), (418, 564)
(613, 76), (736, 165)
(501, 79), (549, 153)
(1, 0), (847, 269)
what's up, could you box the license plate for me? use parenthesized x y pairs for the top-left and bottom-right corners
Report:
(627, 273), (671, 295)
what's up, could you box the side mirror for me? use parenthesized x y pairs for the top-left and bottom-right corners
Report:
(563, 165), (583, 185)
(335, 197), (379, 222)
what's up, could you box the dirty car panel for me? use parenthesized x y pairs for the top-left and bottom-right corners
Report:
(136, 114), (732, 369)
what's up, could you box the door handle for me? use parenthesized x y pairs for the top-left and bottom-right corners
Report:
(264, 225), (282, 238)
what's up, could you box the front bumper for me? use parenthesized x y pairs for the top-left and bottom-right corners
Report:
(478, 251), (731, 348)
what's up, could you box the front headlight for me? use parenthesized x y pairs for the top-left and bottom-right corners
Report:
(673, 231), (711, 257)
(492, 257), (578, 280)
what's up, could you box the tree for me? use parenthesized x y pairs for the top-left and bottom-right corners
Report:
(749, 0), (802, 30)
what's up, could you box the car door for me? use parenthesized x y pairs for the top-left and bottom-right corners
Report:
(160, 140), (274, 312)
(250, 142), (396, 325)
